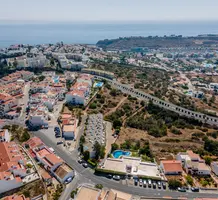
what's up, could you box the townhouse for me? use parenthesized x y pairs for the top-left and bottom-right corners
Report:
(0, 142), (28, 193)
(160, 160), (183, 175)
(23, 137), (74, 183)
(176, 150), (211, 176)
(66, 74), (93, 105)
(0, 83), (23, 97)
(0, 93), (19, 119)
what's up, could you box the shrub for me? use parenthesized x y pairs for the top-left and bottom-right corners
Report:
(111, 143), (119, 152)
(186, 175), (194, 186)
(89, 103), (97, 109)
(171, 127), (182, 135)
(95, 184), (103, 189)
(168, 179), (182, 190)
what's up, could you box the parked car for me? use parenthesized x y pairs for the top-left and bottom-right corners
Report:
(134, 178), (138, 186)
(78, 159), (83, 164)
(55, 134), (61, 138)
(107, 174), (113, 179)
(56, 141), (63, 145)
(162, 182), (166, 189)
(65, 176), (73, 184)
(143, 180), (147, 188)
(191, 187), (199, 192)
(148, 179), (152, 188)
(178, 187), (186, 192)
(139, 179), (143, 187)
(153, 182), (157, 189)
(82, 163), (88, 168)
(157, 181), (161, 189)
(113, 175), (120, 181)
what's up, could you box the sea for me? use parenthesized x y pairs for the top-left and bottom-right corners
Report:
(1, 21), (218, 48)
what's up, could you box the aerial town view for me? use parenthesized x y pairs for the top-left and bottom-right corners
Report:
(1, 1), (218, 200)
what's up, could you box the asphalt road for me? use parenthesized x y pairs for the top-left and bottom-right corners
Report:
(32, 129), (218, 200)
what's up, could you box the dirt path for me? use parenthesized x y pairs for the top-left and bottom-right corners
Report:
(104, 96), (128, 116)
(122, 106), (144, 126)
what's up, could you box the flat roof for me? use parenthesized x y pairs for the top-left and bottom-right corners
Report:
(102, 157), (162, 179)
(76, 186), (100, 200)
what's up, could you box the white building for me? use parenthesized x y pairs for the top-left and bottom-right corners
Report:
(176, 151), (211, 176)
(53, 163), (75, 183)
(66, 90), (86, 105)
(211, 162), (218, 176)
(62, 121), (77, 140)
(0, 129), (10, 142)
(28, 113), (48, 127)
(27, 55), (48, 68)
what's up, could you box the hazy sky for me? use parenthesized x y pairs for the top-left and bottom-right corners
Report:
(1, 0), (218, 22)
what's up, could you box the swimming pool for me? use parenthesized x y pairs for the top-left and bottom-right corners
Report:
(94, 82), (103, 88)
(53, 76), (59, 84)
(112, 150), (131, 159)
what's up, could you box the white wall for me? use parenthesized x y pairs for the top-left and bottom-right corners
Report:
(0, 179), (22, 193)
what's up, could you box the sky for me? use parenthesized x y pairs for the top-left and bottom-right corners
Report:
(1, 0), (218, 22)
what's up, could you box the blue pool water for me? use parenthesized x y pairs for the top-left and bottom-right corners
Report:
(113, 150), (131, 159)
(53, 76), (59, 83)
(94, 82), (103, 88)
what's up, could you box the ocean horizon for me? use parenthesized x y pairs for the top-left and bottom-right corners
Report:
(1, 21), (218, 48)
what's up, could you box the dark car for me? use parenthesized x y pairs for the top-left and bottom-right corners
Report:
(55, 133), (61, 138)
(191, 187), (199, 192)
(162, 182), (166, 189)
(78, 159), (83, 164)
(178, 187), (186, 192)
(82, 163), (88, 168)
(65, 176), (73, 184)
(134, 178), (138, 186)
(107, 174), (113, 179)
(56, 141), (63, 145)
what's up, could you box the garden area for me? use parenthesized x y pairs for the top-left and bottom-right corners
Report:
(111, 139), (154, 162)
(3, 124), (31, 143)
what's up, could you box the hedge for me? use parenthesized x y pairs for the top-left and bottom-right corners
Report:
(137, 175), (162, 181)
(87, 159), (97, 168)
(95, 168), (126, 176)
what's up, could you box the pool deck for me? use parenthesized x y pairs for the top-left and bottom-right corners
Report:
(102, 157), (163, 179)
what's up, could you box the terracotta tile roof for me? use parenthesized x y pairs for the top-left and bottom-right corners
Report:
(24, 137), (44, 149)
(0, 142), (25, 172)
(45, 153), (63, 166)
(187, 150), (200, 160)
(161, 160), (183, 173)
(4, 194), (29, 200)
(41, 171), (52, 180)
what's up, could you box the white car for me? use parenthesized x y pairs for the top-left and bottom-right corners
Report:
(113, 175), (120, 181)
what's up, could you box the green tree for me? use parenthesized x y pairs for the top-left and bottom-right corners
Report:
(168, 179), (182, 190)
(111, 143), (119, 152)
(80, 135), (85, 144)
(38, 75), (45, 82)
(186, 175), (194, 186)
(89, 103), (97, 109)
(93, 141), (105, 160)
(83, 151), (90, 161)
(113, 119), (122, 129)
(205, 156), (212, 165)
